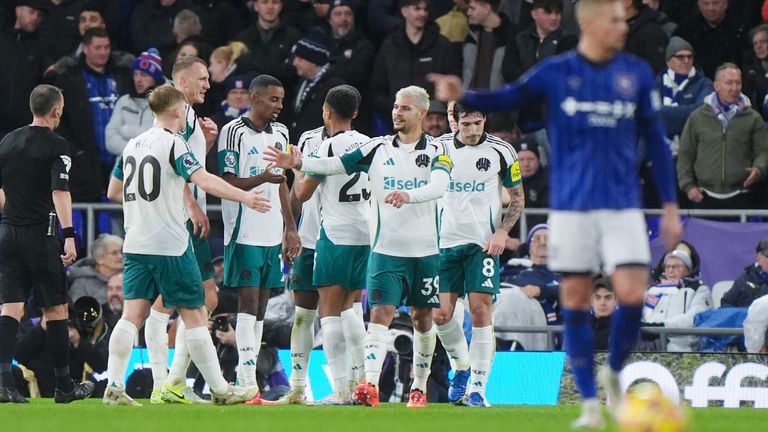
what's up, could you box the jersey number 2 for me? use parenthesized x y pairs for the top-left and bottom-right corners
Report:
(123, 155), (161, 202)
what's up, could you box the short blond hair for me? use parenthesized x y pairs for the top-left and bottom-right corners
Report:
(148, 85), (186, 116)
(575, 0), (620, 23)
(395, 85), (430, 110)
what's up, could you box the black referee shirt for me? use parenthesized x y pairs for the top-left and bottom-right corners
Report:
(0, 126), (70, 226)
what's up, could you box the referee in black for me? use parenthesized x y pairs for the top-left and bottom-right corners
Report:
(0, 84), (95, 403)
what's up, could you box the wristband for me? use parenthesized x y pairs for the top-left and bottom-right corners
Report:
(62, 227), (76, 239)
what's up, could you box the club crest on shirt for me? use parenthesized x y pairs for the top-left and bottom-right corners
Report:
(274, 142), (283, 151)
(613, 73), (636, 98)
(415, 154), (430, 168)
(476, 157), (491, 172)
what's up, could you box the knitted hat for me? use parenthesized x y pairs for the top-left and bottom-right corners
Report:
(664, 250), (693, 271)
(292, 28), (330, 66)
(527, 223), (549, 246)
(665, 36), (694, 60)
(328, 0), (357, 13)
(225, 74), (253, 93)
(132, 48), (163, 84)
(515, 137), (540, 160)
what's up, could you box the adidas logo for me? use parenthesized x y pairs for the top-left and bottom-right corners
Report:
(242, 359), (256, 366)
(472, 381), (483, 387)
(416, 362), (429, 369)
(482, 279), (494, 288)
(366, 353), (377, 360)
(248, 147), (260, 155)
(428, 295), (440, 304)
(383, 157), (396, 166)
(293, 364), (303, 370)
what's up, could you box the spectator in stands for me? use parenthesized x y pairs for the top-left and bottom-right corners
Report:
(592, 277), (616, 351)
(106, 49), (164, 156)
(287, 29), (344, 143)
(722, 234), (768, 307)
(326, 0), (376, 93)
(369, 0), (461, 129)
(677, 63), (768, 210)
(192, 0), (246, 48)
(172, 9), (209, 55)
(47, 28), (133, 202)
(236, 0), (302, 88)
(513, 137), (548, 233)
(206, 41), (255, 113)
(642, 249), (713, 352)
(130, 0), (192, 57)
(743, 292), (768, 352)
(674, 0), (742, 79)
(485, 112), (520, 147)
(211, 74), (253, 128)
(742, 24), (768, 121)
(656, 37), (713, 157)
(623, 0), (668, 73)
(502, 0), (576, 135)
(102, 272), (123, 331)
(422, 99), (450, 137)
(366, 0), (403, 41)
(69, 234), (124, 305)
(36, 0), (90, 63)
(642, 0), (677, 36)
(462, 0), (515, 90)
(0, 0), (51, 137)
(436, 0), (469, 43)
(74, 3), (107, 57)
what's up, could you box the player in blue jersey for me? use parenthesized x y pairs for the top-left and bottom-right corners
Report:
(432, 0), (681, 428)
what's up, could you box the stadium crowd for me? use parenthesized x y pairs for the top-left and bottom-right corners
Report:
(2, 0), (768, 405)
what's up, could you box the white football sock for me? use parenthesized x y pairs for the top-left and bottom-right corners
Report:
(145, 309), (170, 392)
(235, 313), (258, 387)
(185, 326), (228, 394)
(321, 316), (348, 400)
(341, 308), (366, 387)
(107, 319), (137, 388)
(363, 323), (389, 388)
(468, 326), (494, 396)
(289, 306), (316, 392)
(352, 302), (364, 319)
(411, 326), (436, 392)
(436, 315), (470, 371)
(166, 318), (190, 386)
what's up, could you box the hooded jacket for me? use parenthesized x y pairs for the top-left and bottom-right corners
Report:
(461, 13), (516, 90)
(625, 5), (668, 74)
(643, 278), (713, 352)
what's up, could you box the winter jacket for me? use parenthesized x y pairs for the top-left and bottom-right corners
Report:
(130, 0), (194, 56)
(508, 263), (561, 324)
(287, 70), (345, 144)
(36, 0), (88, 63)
(742, 55), (768, 121)
(369, 22), (461, 122)
(743, 293), (768, 352)
(722, 263), (768, 308)
(674, 13), (743, 79)
(655, 69), (713, 140)
(235, 19), (302, 88)
(68, 259), (110, 305)
(46, 55), (133, 202)
(105, 94), (154, 156)
(625, 5), (668, 74)
(677, 94), (768, 194)
(502, 25), (577, 82)
(193, 0), (247, 48)
(0, 28), (50, 135)
(643, 279), (713, 352)
(461, 14), (516, 90)
(328, 28), (377, 92)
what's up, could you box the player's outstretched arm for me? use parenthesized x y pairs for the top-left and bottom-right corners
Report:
(264, 145), (348, 176)
(106, 176), (123, 204)
(221, 168), (286, 191)
(184, 185), (210, 238)
(190, 169), (271, 213)
(384, 168), (451, 208)
(292, 175), (321, 203)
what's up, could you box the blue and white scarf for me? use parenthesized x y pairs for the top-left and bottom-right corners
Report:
(661, 68), (696, 106)
(704, 91), (750, 130)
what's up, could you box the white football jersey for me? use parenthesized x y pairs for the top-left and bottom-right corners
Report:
(336, 133), (452, 257)
(439, 133), (522, 248)
(116, 127), (202, 255)
(218, 116), (288, 247)
(309, 130), (371, 246)
(296, 126), (325, 249)
(179, 105), (208, 212)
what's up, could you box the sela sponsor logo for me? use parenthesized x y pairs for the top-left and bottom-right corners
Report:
(448, 179), (486, 192)
(617, 361), (768, 408)
(383, 176), (427, 191)
(560, 97), (637, 128)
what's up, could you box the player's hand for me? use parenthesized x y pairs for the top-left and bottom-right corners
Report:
(427, 73), (464, 102)
(282, 229), (301, 262)
(243, 189), (271, 213)
(188, 201), (210, 238)
(484, 229), (508, 256)
(520, 285), (541, 298)
(255, 167), (286, 184)
(660, 203), (682, 251)
(743, 167), (761, 188)
(384, 191), (410, 208)
(505, 237), (521, 252)
(199, 117), (218, 146)
(687, 187), (704, 203)
(264, 145), (303, 170)
(68, 325), (81, 348)
(61, 237), (77, 265)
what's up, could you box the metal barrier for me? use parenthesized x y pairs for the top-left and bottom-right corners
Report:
(494, 325), (746, 351)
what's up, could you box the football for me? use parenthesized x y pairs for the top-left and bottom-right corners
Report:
(616, 382), (689, 432)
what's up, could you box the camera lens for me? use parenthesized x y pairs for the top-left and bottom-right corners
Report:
(393, 334), (412, 355)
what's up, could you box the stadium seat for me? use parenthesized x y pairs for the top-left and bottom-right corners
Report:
(711, 280), (734, 308)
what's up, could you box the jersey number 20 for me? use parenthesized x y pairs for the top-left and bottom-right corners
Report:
(123, 155), (161, 202)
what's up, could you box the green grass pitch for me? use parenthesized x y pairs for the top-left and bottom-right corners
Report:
(1, 400), (767, 432)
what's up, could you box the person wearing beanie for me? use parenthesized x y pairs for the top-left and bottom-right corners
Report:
(654, 36), (712, 157)
(507, 136), (548, 242)
(211, 74), (253, 129)
(106, 48), (164, 156)
(643, 243), (712, 352)
(722, 234), (768, 308)
(287, 28), (345, 143)
(325, 0), (376, 106)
